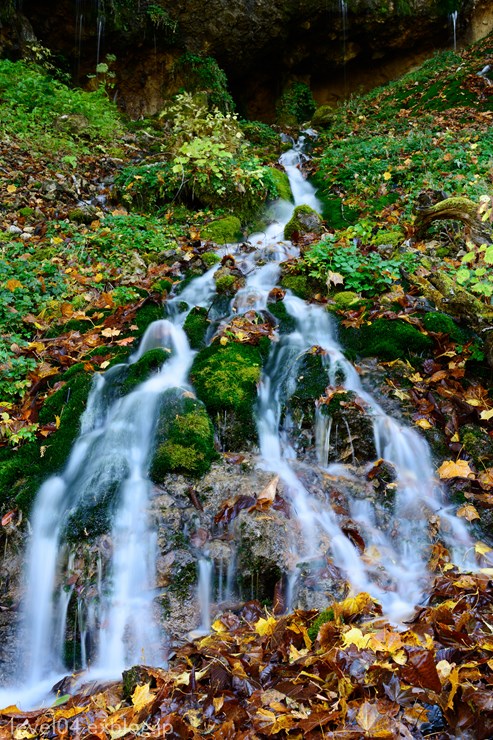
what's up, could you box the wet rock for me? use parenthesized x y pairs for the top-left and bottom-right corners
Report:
(317, 390), (377, 466)
(284, 204), (323, 242)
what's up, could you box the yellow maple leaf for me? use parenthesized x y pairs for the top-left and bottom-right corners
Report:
(437, 459), (475, 480)
(456, 503), (480, 521)
(475, 542), (492, 556)
(342, 626), (371, 649)
(480, 409), (493, 421)
(131, 683), (155, 712)
(101, 327), (121, 338)
(255, 616), (277, 636)
(383, 171), (392, 181)
(7, 184), (17, 193)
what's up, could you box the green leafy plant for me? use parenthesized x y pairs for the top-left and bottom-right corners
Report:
(305, 236), (417, 296)
(456, 239), (493, 299)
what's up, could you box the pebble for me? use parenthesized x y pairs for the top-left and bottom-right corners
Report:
(8, 225), (22, 234)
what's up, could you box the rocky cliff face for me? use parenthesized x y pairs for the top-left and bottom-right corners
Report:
(0, 1), (490, 119)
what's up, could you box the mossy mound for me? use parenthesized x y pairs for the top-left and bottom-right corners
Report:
(280, 274), (311, 300)
(202, 216), (242, 244)
(422, 311), (468, 342)
(1, 371), (92, 513)
(214, 266), (245, 295)
(64, 476), (122, 542)
(265, 167), (292, 202)
(331, 291), (362, 309)
(183, 307), (210, 349)
(150, 388), (218, 480)
(120, 348), (170, 396)
(284, 205), (323, 241)
(133, 302), (164, 334)
(190, 342), (263, 449)
(311, 105), (333, 129)
(267, 300), (297, 334)
(339, 318), (433, 362)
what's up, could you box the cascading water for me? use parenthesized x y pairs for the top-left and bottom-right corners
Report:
(450, 10), (458, 52)
(1, 131), (478, 709)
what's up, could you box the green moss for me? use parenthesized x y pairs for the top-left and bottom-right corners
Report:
(276, 82), (316, 126)
(201, 251), (221, 267)
(190, 342), (263, 449)
(267, 300), (297, 333)
(133, 302), (164, 333)
(120, 348), (170, 396)
(202, 216), (242, 244)
(311, 105), (334, 128)
(308, 608), (335, 641)
(339, 318), (433, 361)
(151, 278), (174, 293)
(183, 306), (210, 349)
(64, 479), (121, 542)
(371, 228), (404, 248)
(332, 291), (361, 309)
(461, 424), (493, 467)
(169, 560), (198, 600)
(18, 207), (35, 218)
(284, 205), (322, 241)
(422, 311), (467, 342)
(150, 390), (217, 480)
(265, 167), (292, 202)
(292, 353), (327, 403)
(214, 273), (236, 295)
(316, 195), (359, 230)
(5, 372), (93, 513)
(280, 274), (311, 300)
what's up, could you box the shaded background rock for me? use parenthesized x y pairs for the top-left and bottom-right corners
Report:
(2, 0), (491, 118)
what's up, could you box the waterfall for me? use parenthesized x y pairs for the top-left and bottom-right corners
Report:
(0, 132), (476, 709)
(450, 10), (458, 52)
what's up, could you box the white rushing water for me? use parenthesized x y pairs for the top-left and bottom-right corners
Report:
(1, 131), (476, 709)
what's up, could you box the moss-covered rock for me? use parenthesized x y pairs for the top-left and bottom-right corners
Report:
(1, 371), (93, 513)
(120, 348), (170, 396)
(202, 216), (242, 244)
(422, 311), (467, 342)
(183, 306), (210, 349)
(190, 342), (263, 449)
(150, 388), (218, 480)
(311, 105), (334, 128)
(267, 300), (297, 333)
(280, 274), (311, 300)
(201, 251), (221, 267)
(332, 291), (361, 309)
(214, 266), (245, 295)
(339, 318), (433, 362)
(133, 302), (164, 334)
(266, 167), (292, 202)
(317, 390), (377, 465)
(460, 424), (493, 467)
(284, 204), (323, 241)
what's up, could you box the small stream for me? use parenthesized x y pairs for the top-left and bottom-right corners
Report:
(0, 133), (474, 708)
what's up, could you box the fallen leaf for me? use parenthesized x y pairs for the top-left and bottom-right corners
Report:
(437, 459), (475, 480)
(456, 503), (480, 521)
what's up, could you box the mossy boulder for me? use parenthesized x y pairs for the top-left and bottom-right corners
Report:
(280, 274), (311, 300)
(318, 390), (377, 465)
(332, 291), (361, 309)
(120, 348), (170, 396)
(1, 371), (92, 513)
(339, 318), (433, 362)
(267, 300), (297, 333)
(311, 105), (334, 129)
(133, 302), (165, 334)
(150, 388), (218, 481)
(266, 167), (292, 202)
(214, 266), (245, 295)
(190, 342), (263, 449)
(284, 204), (323, 241)
(202, 216), (242, 245)
(183, 306), (210, 349)
(422, 311), (467, 342)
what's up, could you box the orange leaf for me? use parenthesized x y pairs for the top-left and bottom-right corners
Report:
(456, 503), (480, 521)
(437, 459), (475, 480)
(6, 279), (22, 291)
